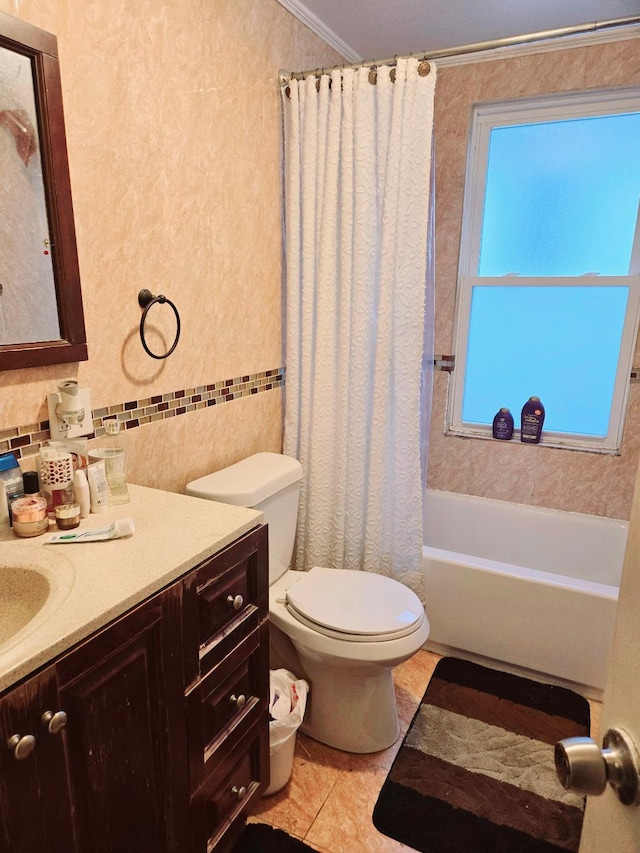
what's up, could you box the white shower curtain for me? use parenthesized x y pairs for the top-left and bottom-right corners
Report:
(281, 58), (436, 601)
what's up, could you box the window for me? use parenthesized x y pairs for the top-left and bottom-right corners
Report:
(448, 89), (640, 452)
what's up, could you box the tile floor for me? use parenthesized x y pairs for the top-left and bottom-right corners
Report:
(248, 650), (602, 853)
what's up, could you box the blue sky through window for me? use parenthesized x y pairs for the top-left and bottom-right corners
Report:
(462, 285), (630, 435)
(479, 113), (640, 277)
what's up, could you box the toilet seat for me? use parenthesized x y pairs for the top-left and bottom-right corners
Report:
(285, 567), (424, 642)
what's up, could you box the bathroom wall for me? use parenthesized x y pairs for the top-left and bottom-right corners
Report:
(2, 2), (637, 518)
(429, 34), (640, 520)
(0, 0), (341, 492)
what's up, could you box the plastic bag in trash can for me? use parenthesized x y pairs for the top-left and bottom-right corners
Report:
(264, 669), (309, 795)
(269, 668), (309, 750)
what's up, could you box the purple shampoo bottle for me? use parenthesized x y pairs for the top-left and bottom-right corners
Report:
(520, 396), (545, 443)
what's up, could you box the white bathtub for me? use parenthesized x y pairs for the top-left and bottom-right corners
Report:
(422, 490), (628, 695)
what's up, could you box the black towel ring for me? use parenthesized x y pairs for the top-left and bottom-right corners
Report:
(138, 289), (181, 360)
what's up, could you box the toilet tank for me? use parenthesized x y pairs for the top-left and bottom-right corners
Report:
(185, 452), (303, 585)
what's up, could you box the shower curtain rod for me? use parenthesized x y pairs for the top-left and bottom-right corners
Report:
(279, 15), (640, 84)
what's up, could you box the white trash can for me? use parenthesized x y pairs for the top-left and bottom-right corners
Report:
(264, 669), (309, 796)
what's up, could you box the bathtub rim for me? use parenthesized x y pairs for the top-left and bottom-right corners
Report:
(422, 544), (620, 601)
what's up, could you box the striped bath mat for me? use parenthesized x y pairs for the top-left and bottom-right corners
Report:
(373, 657), (590, 852)
(232, 822), (314, 851)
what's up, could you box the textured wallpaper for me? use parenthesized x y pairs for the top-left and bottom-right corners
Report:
(0, 0), (341, 492)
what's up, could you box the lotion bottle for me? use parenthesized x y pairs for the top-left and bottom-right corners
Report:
(87, 461), (108, 513)
(74, 468), (91, 518)
(520, 396), (545, 444)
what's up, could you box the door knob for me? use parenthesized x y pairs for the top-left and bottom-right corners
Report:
(555, 727), (640, 805)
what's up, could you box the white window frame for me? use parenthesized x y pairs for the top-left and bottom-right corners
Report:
(448, 87), (640, 453)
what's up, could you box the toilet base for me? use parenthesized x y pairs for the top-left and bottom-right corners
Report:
(269, 626), (400, 753)
(299, 654), (400, 753)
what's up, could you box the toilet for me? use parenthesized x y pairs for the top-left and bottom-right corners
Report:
(185, 452), (430, 753)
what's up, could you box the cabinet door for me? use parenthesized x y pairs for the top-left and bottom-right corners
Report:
(56, 585), (190, 853)
(0, 664), (74, 853)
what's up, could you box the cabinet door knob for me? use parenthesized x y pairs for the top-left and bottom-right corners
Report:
(229, 694), (247, 710)
(226, 594), (244, 611)
(7, 734), (36, 760)
(231, 785), (247, 801)
(41, 710), (68, 735)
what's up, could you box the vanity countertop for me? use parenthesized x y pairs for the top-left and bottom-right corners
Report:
(0, 483), (262, 693)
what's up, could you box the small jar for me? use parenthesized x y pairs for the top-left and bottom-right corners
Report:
(11, 496), (49, 538)
(54, 503), (81, 531)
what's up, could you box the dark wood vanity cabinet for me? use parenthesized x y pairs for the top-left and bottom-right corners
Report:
(0, 587), (189, 853)
(0, 524), (269, 853)
(56, 586), (190, 853)
(183, 524), (270, 852)
(0, 664), (73, 853)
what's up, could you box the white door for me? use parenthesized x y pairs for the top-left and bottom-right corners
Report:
(579, 461), (640, 852)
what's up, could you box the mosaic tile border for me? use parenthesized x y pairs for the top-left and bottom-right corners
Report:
(0, 367), (285, 462)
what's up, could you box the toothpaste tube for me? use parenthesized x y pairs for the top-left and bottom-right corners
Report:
(47, 517), (135, 543)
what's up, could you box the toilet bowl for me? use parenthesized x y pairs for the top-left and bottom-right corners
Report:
(269, 567), (429, 752)
(186, 452), (430, 753)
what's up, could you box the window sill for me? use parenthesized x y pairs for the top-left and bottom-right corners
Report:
(443, 426), (621, 455)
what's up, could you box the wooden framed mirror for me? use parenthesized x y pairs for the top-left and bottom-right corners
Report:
(0, 11), (87, 370)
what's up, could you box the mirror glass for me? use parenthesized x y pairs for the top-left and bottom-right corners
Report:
(0, 44), (60, 344)
(0, 12), (87, 370)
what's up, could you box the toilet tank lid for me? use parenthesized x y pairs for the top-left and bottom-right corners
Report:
(185, 452), (303, 507)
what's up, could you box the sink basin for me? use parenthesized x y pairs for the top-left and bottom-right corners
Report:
(0, 567), (50, 645)
(0, 543), (75, 655)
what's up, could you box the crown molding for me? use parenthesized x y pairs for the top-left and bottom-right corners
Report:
(276, 1), (640, 75)
(276, 0), (361, 62)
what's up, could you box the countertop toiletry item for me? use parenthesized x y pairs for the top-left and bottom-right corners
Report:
(89, 419), (130, 505)
(47, 439), (90, 471)
(73, 468), (91, 518)
(492, 407), (514, 440)
(0, 486), (8, 531)
(39, 447), (74, 517)
(87, 460), (108, 513)
(11, 495), (49, 538)
(521, 396), (545, 444)
(54, 502), (81, 530)
(0, 451), (24, 524)
(22, 470), (41, 496)
(47, 516), (136, 543)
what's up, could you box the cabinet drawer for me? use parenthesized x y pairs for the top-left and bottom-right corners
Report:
(198, 561), (255, 648)
(186, 623), (268, 791)
(193, 722), (267, 853)
(183, 526), (268, 687)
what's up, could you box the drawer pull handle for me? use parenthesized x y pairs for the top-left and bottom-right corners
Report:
(8, 734), (36, 760)
(226, 594), (244, 611)
(229, 694), (247, 710)
(231, 785), (247, 801)
(41, 710), (68, 735)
